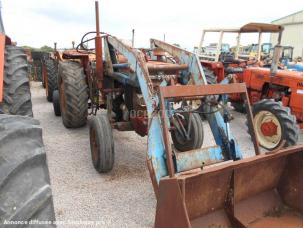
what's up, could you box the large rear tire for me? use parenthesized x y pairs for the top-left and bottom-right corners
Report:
(58, 61), (88, 128)
(251, 99), (299, 150)
(0, 115), (56, 227)
(90, 114), (115, 173)
(0, 46), (33, 116)
(45, 59), (58, 102)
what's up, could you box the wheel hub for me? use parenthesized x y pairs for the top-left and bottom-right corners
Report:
(260, 120), (278, 137)
(254, 110), (282, 150)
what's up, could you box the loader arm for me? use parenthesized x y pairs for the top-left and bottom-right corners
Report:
(150, 39), (246, 160)
(105, 37), (251, 187)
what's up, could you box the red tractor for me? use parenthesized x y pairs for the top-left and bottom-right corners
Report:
(198, 23), (301, 150)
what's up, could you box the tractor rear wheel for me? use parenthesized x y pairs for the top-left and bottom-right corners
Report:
(58, 61), (88, 128)
(89, 114), (115, 173)
(251, 99), (299, 150)
(0, 115), (56, 226)
(0, 45), (33, 116)
(52, 90), (61, 116)
(45, 59), (58, 102)
(171, 112), (204, 152)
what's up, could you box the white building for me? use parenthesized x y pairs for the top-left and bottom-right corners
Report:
(270, 10), (303, 58)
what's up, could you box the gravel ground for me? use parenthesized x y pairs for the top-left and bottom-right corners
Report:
(30, 81), (303, 227)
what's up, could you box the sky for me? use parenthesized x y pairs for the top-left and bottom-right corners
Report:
(2, 0), (303, 51)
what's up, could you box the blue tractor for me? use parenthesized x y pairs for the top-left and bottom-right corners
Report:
(54, 2), (303, 227)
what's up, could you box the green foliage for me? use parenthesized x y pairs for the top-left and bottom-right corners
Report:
(21, 45), (53, 53)
(39, 45), (53, 52)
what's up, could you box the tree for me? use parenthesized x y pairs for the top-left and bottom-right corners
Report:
(39, 45), (53, 52)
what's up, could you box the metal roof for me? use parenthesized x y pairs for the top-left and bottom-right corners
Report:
(272, 10), (303, 23)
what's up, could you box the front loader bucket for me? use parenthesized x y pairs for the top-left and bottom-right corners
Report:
(155, 145), (303, 228)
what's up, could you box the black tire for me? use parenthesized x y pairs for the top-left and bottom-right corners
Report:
(250, 99), (299, 150)
(34, 61), (43, 82)
(0, 46), (33, 116)
(58, 61), (88, 128)
(0, 115), (56, 227)
(45, 59), (58, 102)
(42, 66), (46, 88)
(52, 90), (61, 116)
(89, 114), (114, 173)
(171, 112), (204, 152)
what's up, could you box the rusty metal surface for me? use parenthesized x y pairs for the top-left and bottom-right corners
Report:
(150, 39), (207, 85)
(147, 62), (188, 73)
(94, 1), (104, 91)
(159, 90), (175, 178)
(155, 178), (191, 228)
(0, 34), (4, 102)
(190, 209), (232, 228)
(156, 145), (303, 227)
(234, 157), (286, 202)
(243, 92), (260, 155)
(130, 116), (148, 136)
(160, 83), (247, 99)
(234, 190), (282, 225)
(62, 50), (90, 58)
(278, 151), (303, 213)
(183, 168), (232, 220)
(248, 213), (303, 228)
(240, 23), (283, 33)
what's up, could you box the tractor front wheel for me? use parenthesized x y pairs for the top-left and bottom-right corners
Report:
(171, 112), (204, 152)
(251, 99), (299, 150)
(89, 114), (115, 173)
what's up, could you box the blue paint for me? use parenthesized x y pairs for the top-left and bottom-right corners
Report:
(148, 116), (169, 180)
(106, 37), (243, 184)
(287, 63), (303, 72)
(281, 59), (303, 72)
(176, 146), (224, 172)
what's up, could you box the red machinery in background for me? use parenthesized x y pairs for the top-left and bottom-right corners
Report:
(199, 23), (302, 150)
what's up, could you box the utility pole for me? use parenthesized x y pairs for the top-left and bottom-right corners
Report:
(132, 29), (135, 48)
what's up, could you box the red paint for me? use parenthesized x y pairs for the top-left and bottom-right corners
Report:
(229, 67), (303, 129)
(130, 116), (148, 137)
(260, 120), (278, 137)
(0, 34), (5, 102)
